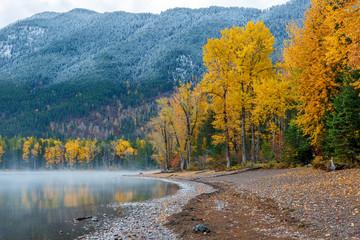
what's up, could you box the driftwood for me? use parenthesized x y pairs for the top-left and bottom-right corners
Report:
(72, 216), (93, 223)
(194, 169), (212, 174)
(153, 170), (177, 174)
(211, 166), (263, 178)
(323, 163), (351, 172)
(190, 166), (263, 181)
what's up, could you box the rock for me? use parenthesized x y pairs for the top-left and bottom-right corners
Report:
(92, 216), (98, 222)
(192, 224), (210, 233)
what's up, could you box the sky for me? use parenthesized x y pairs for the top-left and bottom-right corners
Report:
(0, 0), (290, 29)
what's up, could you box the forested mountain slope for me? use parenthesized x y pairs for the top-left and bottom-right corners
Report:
(0, 0), (309, 139)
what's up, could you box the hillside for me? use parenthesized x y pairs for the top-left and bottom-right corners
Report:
(0, 0), (309, 140)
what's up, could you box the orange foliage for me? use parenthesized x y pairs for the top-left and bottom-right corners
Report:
(283, 0), (360, 148)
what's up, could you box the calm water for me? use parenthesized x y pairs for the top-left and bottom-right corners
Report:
(0, 171), (179, 240)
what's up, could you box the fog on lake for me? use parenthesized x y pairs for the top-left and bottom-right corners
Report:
(0, 171), (178, 239)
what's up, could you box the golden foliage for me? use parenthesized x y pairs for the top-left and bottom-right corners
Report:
(0, 145), (4, 163)
(283, 0), (360, 148)
(201, 21), (277, 166)
(44, 140), (64, 168)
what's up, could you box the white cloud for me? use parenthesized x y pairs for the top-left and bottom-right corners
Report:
(0, 0), (290, 29)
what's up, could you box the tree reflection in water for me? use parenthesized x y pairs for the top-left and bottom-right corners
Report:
(0, 172), (178, 240)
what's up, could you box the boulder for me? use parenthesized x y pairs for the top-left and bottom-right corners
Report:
(192, 224), (210, 233)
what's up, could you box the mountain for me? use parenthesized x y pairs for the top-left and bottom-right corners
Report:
(0, 0), (309, 140)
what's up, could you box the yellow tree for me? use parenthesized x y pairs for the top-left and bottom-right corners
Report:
(65, 139), (80, 167)
(230, 21), (275, 165)
(148, 98), (174, 171)
(22, 138), (31, 163)
(83, 139), (98, 166)
(113, 138), (135, 167)
(169, 82), (207, 170)
(283, 0), (360, 149)
(0, 145), (4, 163)
(124, 146), (137, 169)
(31, 142), (42, 170)
(23, 137), (39, 169)
(201, 32), (240, 168)
(253, 76), (293, 158)
(202, 21), (275, 167)
(44, 139), (64, 168)
(114, 139), (131, 159)
(0, 136), (4, 163)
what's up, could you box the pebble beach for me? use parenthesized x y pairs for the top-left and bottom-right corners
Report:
(79, 179), (215, 239)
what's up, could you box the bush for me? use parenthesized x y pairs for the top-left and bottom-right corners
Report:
(262, 160), (277, 169)
(187, 164), (202, 171)
(311, 156), (328, 169)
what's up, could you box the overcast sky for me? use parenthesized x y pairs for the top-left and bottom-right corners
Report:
(0, 0), (290, 29)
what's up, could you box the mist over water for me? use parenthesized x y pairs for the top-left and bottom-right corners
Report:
(0, 171), (178, 239)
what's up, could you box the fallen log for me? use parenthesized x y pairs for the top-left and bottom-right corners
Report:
(190, 166), (262, 181)
(72, 216), (93, 223)
(153, 170), (178, 174)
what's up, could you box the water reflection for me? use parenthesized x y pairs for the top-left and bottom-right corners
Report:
(0, 172), (178, 240)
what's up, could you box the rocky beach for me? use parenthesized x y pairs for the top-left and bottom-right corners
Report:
(81, 168), (360, 240)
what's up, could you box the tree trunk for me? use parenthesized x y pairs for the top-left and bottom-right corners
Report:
(256, 124), (260, 163)
(251, 123), (255, 164)
(164, 128), (169, 171)
(241, 107), (247, 166)
(187, 141), (191, 168)
(225, 143), (231, 168)
(272, 115), (276, 153)
(180, 154), (185, 171)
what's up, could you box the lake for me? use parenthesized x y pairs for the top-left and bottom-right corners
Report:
(0, 171), (179, 240)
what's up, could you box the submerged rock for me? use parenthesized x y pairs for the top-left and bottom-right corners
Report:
(192, 224), (210, 233)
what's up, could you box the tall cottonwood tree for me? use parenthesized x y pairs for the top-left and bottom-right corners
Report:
(169, 82), (207, 170)
(201, 21), (275, 167)
(149, 98), (174, 170)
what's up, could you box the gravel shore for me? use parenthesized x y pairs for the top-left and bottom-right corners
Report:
(205, 168), (360, 239)
(79, 178), (215, 239)
(80, 168), (360, 239)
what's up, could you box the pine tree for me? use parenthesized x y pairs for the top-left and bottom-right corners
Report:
(326, 75), (360, 165)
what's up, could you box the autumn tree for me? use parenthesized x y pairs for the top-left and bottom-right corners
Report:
(30, 141), (42, 170)
(0, 145), (4, 163)
(169, 82), (207, 170)
(22, 137), (39, 169)
(113, 138), (136, 167)
(252, 76), (293, 161)
(283, 0), (360, 151)
(82, 139), (98, 167)
(201, 21), (275, 167)
(44, 139), (64, 168)
(149, 98), (175, 171)
(65, 139), (80, 167)
(22, 138), (31, 163)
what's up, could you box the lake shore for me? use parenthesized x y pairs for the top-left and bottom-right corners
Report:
(82, 168), (360, 239)
(79, 177), (215, 239)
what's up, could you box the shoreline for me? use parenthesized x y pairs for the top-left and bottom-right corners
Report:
(79, 178), (215, 239)
(82, 168), (360, 239)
